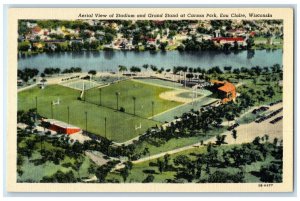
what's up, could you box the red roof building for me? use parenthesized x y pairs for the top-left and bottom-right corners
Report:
(212, 37), (244, 42)
(32, 26), (42, 34)
(211, 80), (237, 103)
(42, 119), (81, 135)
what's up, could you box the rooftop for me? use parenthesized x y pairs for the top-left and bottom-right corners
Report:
(43, 119), (80, 129)
(218, 82), (236, 93)
(212, 37), (244, 42)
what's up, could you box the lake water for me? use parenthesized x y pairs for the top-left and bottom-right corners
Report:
(18, 49), (283, 72)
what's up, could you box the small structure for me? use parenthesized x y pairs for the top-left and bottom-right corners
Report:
(212, 37), (245, 46)
(211, 80), (236, 103)
(42, 119), (81, 135)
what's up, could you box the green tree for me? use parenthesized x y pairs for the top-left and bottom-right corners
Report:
(142, 174), (155, 183)
(232, 129), (237, 141)
(120, 167), (129, 182)
(18, 41), (31, 51)
(157, 159), (164, 174)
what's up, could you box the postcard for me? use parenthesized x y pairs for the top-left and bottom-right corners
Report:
(6, 7), (294, 192)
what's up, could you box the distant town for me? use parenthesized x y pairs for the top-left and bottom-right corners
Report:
(18, 19), (283, 54)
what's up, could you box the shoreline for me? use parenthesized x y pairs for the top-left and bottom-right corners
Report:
(18, 46), (283, 56)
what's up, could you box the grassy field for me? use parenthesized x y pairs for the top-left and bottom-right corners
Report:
(18, 81), (182, 143)
(153, 96), (217, 122)
(60, 79), (100, 90)
(134, 78), (183, 89)
(84, 80), (182, 118)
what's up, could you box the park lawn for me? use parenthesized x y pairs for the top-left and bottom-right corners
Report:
(18, 85), (161, 143)
(17, 134), (93, 182)
(84, 79), (182, 118)
(108, 144), (277, 183)
(18, 151), (93, 182)
(134, 127), (227, 157)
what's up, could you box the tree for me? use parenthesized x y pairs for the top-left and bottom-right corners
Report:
(253, 136), (261, 145)
(142, 174), (155, 183)
(118, 65), (127, 73)
(120, 167), (129, 182)
(41, 170), (77, 183)
(163, 154), (170, 170)
(215, 135), (227, 146)
(206, 170), (244, 183)
(142, 64), (149, 71)
(259, 163), (282, 182)
(173, 155), (190, 167)
(88, 70), (97, 78)
(157, 159), (164, 174)
(225, 113), (235, 126)
(159, 41), (168, 51)
(125, 161), (133, 172)
(130, 66), (141, 73)
(74, 156), (84, 178)
(264, 134), (269, 142)
(18, 41), (31, 51)
(143, 147), (150, 157)
(273, 137), (279, 146)
(95, 165), (111, 183)
(232, 129), (237, 141)
(246, 36), (255, 49)
(186, 73), (194, 81)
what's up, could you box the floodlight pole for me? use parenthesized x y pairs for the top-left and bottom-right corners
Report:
(67, 106), (70, 124)
(85, 111), (88, 134)
(151, 101), (154, 117)
(35, 96), (38, 122)
(51, 102), (53, 119)
(35, 96), (38, 114)
(133, 97), (136, 116)
(99, 88), (102, 106)
(116, 92), (120, 110)
(104, 117), (107, 139)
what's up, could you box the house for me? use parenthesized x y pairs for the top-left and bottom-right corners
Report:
(42, 119), (81, 135)
(212, 37), (246, 46)
(31, 26), (42, 36)
(226, 29), (247, 37)
(69, 38), (84, 45)
(211, 80), (236, 103)
(17, 79), (24, 86)
(146, 38), (156, 45)
(27, 22), (37, 28)
(32, 42), (44, 49)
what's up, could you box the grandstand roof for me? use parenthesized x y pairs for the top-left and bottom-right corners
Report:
(218, 82), (236, 93)
(43, 119), (80, 129)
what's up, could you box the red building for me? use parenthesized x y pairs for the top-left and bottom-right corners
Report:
(211, 80), (237, 103)
(212, 37), (245, 46)
(42, 119), (81, 135)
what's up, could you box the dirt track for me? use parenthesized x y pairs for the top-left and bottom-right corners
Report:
(159, 89), (193, 103)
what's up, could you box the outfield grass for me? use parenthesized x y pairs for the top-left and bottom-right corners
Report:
(18, 81), (182, 143)
(84, 80), (182, 118)
(153, 96), (217, 122)
(134, 78), (183, 89)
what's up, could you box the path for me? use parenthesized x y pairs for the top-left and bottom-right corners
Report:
(18, 83), (37, 92)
